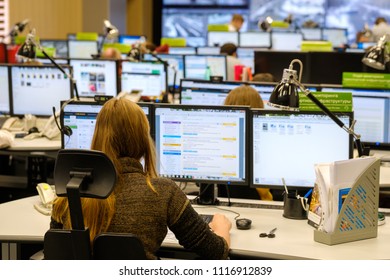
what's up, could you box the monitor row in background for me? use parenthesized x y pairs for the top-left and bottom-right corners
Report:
(0, 62), (389, 149)
(37, 28), (354, 60)
(61, 101), (353, 191)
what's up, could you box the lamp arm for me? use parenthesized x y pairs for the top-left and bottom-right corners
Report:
(295, 80), (364, 157)
(38, 45), (80, 100)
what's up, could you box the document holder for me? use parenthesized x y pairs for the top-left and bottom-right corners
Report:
(314, 158), (380, 245)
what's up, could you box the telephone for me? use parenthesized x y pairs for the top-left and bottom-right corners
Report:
(1, 117), (24, 131)
(34, 183), (57, 215)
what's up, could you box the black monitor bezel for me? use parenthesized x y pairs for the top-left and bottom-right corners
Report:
(10, 64), (74, 118)
(249, 109), (354, 190)
(153, 103), (250, 186)
(0, 63), (11, 115)
(68, 58), (120, 98)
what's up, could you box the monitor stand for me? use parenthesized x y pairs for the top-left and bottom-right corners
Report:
(197, 183), (219, 205)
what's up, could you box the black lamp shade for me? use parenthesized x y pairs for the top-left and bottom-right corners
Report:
(269, 82), (300, 110)
(17, 41), (36, 59)
(362, 45), (387, 70)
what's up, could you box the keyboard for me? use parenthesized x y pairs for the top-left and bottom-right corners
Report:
(200, 214), (213, 224)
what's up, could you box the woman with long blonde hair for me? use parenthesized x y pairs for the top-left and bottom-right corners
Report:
(51, 98), (231, 259)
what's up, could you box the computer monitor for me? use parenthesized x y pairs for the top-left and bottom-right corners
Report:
(40, 39), (69, 58)
(62, 100), (153, 149)
(320, 85), (390, 149)
(254, 51), (311, 83)
(0, 64), (10, 115)
(299, 28), (322, 41)
(143, 53), (184, 89)
(154, 104), (249, 185)
(169, 47), (197, 55)
(68, 40), (98, 59)
(236, 47), (263, 73)
(69, 58), (119, 98)
(184, 55), (227, 80)
(322, 28), (348, 48)
(118, 35), (146, 45)
(180, 79), (276, 107)
(121, 61), (167, 98)
(207, 31), (239, 47)
(10, 65), (73, 117)
(196, 47), (221, 55)
(271, 32), (304, 51)
(250, 110), (353, 190)
(239, 32), (271, 48)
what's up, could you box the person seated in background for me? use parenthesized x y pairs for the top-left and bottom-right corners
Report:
(252, 73), (276, 83)
(222, 85), (273, 201)
(228, 14), (244, 32)
(372, 17), (390, 42)
(50, 97), (231, 260)
(220, 43), (242, 81)
(101, 47), (122, 60)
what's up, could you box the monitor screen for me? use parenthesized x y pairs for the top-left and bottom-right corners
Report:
(180, 79), (276, 107)
(143, 53), (184, 88)
(40, 39), (69, 58)
(68, 40), (98, 59)
(184, 55), (227, 80)
(239, 32), (271, 48)
(0, 65), (10, 114)
(271, 32), (303, 51)
(196, 47), (221, 55)
(62, 101), (153, 149)
(207, 31), (239, 47)
(321, 86), (390, 149)
(169, 47), (197, 55)
(10, 65), (73, 117)
(154, 104), (249, 185)
(322, 28), (348, 47)
(118, 35), (146, 45)
(299, 28), (322, 41)
(69, 59), (119, 98)
(250, 110), (353, 190)
(121, 61), (167, 97)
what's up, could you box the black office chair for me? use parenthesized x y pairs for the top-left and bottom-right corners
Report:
(44, 149), (146, 260)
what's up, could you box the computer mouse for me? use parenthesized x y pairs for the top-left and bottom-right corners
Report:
(236, 218), (252, 230)
(28, 127), (39, 134)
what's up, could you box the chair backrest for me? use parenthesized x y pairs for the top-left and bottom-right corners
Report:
(93, 232), (147, 260)
(44, 229), (92, 260)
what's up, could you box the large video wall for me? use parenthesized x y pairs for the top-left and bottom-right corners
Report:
(161, 0), (390, 47)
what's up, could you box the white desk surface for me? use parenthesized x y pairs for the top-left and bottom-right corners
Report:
(8, 137), (61, 151)
(1, 196), (390, 260)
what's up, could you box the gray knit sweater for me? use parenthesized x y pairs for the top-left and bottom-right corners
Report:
(50, 157), (229, 260)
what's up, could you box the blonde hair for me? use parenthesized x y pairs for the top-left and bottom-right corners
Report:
(52, 98), (157, 241)
(224, 85), (264, 108)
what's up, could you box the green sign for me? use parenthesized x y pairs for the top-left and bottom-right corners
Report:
(160, 37), (186, 47)
(102, 43), (131, 54)
(36, 47), (55, 58)
(301, 41), (333, 52)
(299, 91), (353, 112)
(207, 24), (229, 31)
(76, 32), (98, 41)
(342, 72), (390, 89)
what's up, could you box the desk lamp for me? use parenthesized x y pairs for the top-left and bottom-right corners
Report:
(0, 19), (29, 44)
(17, 28), (80, 100)
(361, 35), (389, 70)
(258, 16), (273, 32)
(268, 59), (364, 157)
(95, 19), (119, 58)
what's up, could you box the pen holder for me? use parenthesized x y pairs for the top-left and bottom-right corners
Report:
(283, 194), (308, 220)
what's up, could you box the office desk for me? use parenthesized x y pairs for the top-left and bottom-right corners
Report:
(0, 137), (61, 193)
(1, 196), (390, 260)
